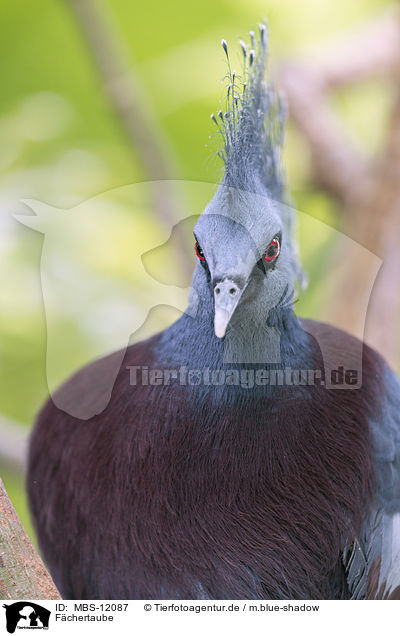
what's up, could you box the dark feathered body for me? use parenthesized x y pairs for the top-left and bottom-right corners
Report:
(28, 312), (384, 599)
(27, 25), (400, 601)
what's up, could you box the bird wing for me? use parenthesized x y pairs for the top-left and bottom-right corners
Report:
(344, 365), (400, 599)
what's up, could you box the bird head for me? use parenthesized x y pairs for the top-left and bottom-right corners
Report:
(192, 25), (301, 340)
(193, 187), (297, 339)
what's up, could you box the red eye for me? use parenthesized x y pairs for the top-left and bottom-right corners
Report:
(265, 237), (280, 262)
(195, 241), (206, 261)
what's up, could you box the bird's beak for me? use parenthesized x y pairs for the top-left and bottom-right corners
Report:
(213, 279), (245, 338)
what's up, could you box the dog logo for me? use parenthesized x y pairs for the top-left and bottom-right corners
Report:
(2, 602), (50, 633)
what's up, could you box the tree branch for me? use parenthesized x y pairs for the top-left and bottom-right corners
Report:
(0, 478), (60, 599)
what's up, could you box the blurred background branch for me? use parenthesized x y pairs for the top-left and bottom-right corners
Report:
(64, 0), (192, 269)
(278, 6), (400, 367)
(0, 417), (27, 472)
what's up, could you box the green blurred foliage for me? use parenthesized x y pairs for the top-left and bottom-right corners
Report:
(0, 0), (392, 543)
